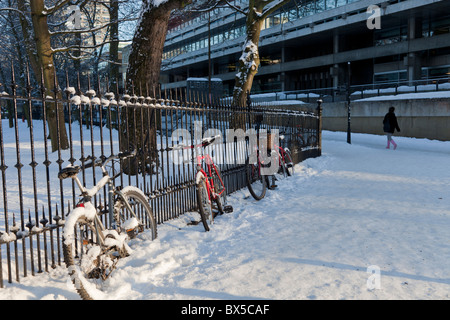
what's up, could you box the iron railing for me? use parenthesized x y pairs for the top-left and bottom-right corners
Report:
(0, 65), (321, 288)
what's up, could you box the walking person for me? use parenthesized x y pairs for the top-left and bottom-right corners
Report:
(383, 107), (400, 149)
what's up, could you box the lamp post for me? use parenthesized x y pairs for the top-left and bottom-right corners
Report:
(346, 61), (351, 144)
(208, 10), (211, 104)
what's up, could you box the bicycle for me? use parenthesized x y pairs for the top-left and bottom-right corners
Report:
(245, 138), (268, 201)
(273, 134), (295, 179)
(59, 150), (157, 300)
(246, 132), (294, 200)
(296, 125), (317, 149)
(169, 135), (232, 231)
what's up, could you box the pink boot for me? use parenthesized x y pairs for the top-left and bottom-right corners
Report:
(391, 140), (397, 150)
(386, 140), (390, 149)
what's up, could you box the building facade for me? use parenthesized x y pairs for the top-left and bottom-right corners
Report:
(159, 0), (450, 97)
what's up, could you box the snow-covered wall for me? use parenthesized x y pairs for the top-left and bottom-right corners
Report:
(321, 97), (450, 141)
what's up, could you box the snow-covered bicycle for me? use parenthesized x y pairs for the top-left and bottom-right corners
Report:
(59, 150), (157, 300)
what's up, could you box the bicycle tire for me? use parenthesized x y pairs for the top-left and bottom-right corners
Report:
(114, 186), (157, 240)
(246, 156), (266, 200)
(196, 176), (213, 232)
(63, 205), (129, 300)
(211, 167), (226, 215)
(283, 149), (295, 177)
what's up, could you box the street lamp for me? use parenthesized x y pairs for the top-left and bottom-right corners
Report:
(347, 61), (351, 144)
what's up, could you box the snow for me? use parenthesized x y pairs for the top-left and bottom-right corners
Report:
(151, 0), (169, 7)
(239, 40), (259, 72)
(187, 77), (223, 82)
(355, 90), (450, 101)
(62, 203), (97, 245)
(1, 130), (449, 300)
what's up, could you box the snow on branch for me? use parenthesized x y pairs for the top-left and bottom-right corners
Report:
(259, 0), (290, 20)
(44, 0), (71, 15)
(52, 38), (132, 54)
(0, 7), (28, 19)
(223, 0), (247, 15)
(49, 17), (136, 36)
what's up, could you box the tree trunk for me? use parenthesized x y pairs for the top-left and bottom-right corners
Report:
(231, 0), (291, 129)
(126, 0), (188, 90)
(122, 0), (191, 175)
(233, 19), (263, 107)
(231, 3), (264, 129)
(29, 0), (69, 152)
(109, 0), (120, 90)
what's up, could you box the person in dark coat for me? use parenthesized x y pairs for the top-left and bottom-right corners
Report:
(383, 106), (400, 149)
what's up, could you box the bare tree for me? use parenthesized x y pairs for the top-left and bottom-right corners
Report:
(120, 0), (193, 175)
(0, 0), (138, 151)
(231, 0), (291, 111)
(126, 0), (193, 90)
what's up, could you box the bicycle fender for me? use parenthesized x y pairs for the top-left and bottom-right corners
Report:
(119, 186), (148, 200)
(63, 203), (96, 245)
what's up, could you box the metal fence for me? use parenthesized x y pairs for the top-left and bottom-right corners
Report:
(258, 76), (450, 103)
(0, 66), (321, 288)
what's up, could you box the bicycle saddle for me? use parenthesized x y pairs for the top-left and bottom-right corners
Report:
(201, 135), (221, 147)
(58, 166), (81, 179)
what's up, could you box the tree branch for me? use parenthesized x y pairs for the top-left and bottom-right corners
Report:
(0, 7), (28, 19)
(260, 0), (290, 20)
(49, 17), (137, 36)
(223, 0), (247, 15)
(44, 0), (70, 15)
(52, 38), (133, 53)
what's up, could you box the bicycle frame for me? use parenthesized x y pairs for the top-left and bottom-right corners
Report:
(68, 153), (142, 241)
(170, 136), (226, 203)
(273, 144), (287, 167)
(195, 153), (225, 202)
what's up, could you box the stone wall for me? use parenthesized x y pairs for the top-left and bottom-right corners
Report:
(321, 98), (450, 141)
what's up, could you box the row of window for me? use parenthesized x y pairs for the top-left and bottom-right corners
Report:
(374, 66), (450, 83)
(163, 0), (362, 61)
(374, 16), (450, 47)
(163, 25), (247, 61)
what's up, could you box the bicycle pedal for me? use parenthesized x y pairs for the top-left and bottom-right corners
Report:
(223, 205), (233, 213)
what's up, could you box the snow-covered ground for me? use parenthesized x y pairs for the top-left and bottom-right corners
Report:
(0, 130), (449, 300)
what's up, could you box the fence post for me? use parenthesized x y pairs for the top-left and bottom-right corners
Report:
(317, 99), (323, 157)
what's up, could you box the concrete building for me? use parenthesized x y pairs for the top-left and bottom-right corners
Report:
(160, 0), (450, 97)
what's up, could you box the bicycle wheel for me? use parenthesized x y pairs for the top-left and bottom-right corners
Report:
(211, 167), (226, 215)
(284, 149), (295, 176)
(246, 156), (266, 200)
(114, 186), (157, 240)
(63, 204), (130, 300)
(196, 176), (213, 231)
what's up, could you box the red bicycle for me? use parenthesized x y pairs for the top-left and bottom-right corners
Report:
(273, 134), (295, 179)
(246, 131), (294, 200)
(169, 135), (232, 231)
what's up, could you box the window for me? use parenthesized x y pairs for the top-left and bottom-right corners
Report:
(326, 0), (336, 10)
(288, 8), (298, 21)
(374, 71), (407, 83)
(316, 0), (326, 13)
(423, 66), (450, 79)
(374, 26), (408, 46)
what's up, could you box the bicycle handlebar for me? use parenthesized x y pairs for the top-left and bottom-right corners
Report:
(58, 150), (137, 180)
(168, 135), (221, 151)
